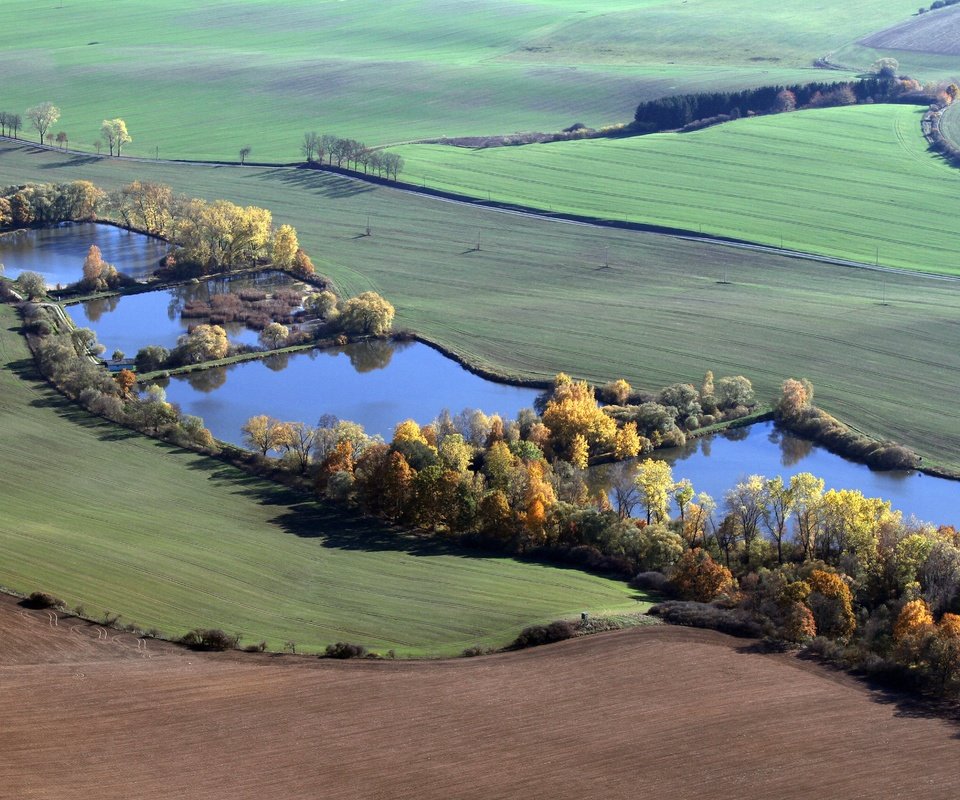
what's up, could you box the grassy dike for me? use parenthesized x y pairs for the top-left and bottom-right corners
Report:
(0, 304), (645, 656)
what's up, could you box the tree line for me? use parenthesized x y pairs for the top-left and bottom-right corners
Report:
(632, 75), (953, 134)
(300, 132), (404, 179)
(0, 102), (133, 157)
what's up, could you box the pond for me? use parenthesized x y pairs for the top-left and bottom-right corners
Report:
(155, 340), (543, 442)
(0, 223), (168, 288)
(591, 421), (960, 526)
(66, 271), (301, 356)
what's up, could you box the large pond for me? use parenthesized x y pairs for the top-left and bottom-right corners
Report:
(155, 340), (543, 442)
(66, 271), (300, 356)
(591, 421), (960, 526)
(5, 224), (959, 526)
(0, 223), (168, 288)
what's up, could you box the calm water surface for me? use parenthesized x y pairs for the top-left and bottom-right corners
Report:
(156, 341), (542, 442)
(0, 223), (167, 287)
(592, 421), (960, 526)
(66, 272), (298, 355)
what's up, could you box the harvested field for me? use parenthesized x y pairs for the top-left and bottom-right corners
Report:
(3, 595), (959, 799)
(860, 6), (960, 55)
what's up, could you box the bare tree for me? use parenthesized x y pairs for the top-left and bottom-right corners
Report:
(239, 146), (251, 165)
(55, 131), (68, 150)
(26, 102), (60, 145)
(300, 131), (319, 162)
(10, 114), (22, 139)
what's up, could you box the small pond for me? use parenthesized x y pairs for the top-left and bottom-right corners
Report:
(591, 421), (960, 526)
(154, 340), (542, 442)
(66, 271), (300, 356)
(0, 223), (168, 288)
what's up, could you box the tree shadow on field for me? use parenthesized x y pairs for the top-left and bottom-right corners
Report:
(786, 649), (960, 737)
(37, 154), (103, 169)
(257, 167), (374, 200)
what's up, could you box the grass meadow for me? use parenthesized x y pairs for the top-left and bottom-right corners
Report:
(390, 105), (960, 275)
(2, 141), (959, 471)
(0, 0), (921, 160)
(940, 101), (960, 148)
(0, 305), (644, 655)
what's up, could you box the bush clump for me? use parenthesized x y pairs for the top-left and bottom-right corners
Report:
(23, 591), (66, 610)
(324, 641), (368, 659)
(648, 601), (765, 638)
(179, 628), (239, 651)
(512, 620), (576, 649)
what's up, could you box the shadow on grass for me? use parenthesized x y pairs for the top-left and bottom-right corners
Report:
(255, 166), (375, 199)
(37, 154), (104, 169)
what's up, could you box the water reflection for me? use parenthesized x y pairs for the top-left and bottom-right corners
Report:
(159, 341), (541, 443)
(0, 223), (168, 287)
(66, 271), (298, 357)
(592, 421), (960, 525)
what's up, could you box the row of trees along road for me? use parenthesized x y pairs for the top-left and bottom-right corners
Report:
(301, 132), (404, 179)
(1, 102), (131, 157)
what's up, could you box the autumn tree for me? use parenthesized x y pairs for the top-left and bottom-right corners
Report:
(55, 131), (68, 150)
(614, 421), (643, 460)
(337, 291), (395, 336)
(777, 378), (814, 420)
(113, 181), (173, 236)
(113, 368), (136, 398)
(763, 476), (793, 564)
(101, 118), (132, 156)
(178, 324), (229, 363)
(791, 472), (824, 560)
(276, 421), (316, 473)
(174, 199), (272, 271)
(259, 322), (289, 350)
(26, 102), (59, 145)
(570, 433), (589, 469)
(807, 570), (856, 640)
(541, 376), (617, 458)
(724, 474), (767, 556)
(670, 548), (736, 602)
(893, 598), (934, 644)
(241, 414), (284, 456)
(634, 458), (674, 524)
(271, 224), (299, 269)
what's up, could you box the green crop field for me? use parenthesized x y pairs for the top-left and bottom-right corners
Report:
(2, 141), (958, 471)
(940, 101), (960, 148)
(0, 0), (922, 160)
(389, 104), (960, 274)
(0, 305), (644, 655)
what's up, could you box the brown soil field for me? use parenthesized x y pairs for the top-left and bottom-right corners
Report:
(860, 7), (960, 55)
(3, 594), (959, 799)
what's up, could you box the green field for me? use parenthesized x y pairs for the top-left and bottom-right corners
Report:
(2, 140), (958, 471)
(389, 105), (960, 274)
(0, 0), (922, 160)
(940, 101), (960, 148)
(0, 305), (644, 655)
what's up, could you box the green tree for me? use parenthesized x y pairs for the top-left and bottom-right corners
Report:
(14, 271), (46, 299)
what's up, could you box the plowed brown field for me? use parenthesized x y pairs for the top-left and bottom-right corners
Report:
(860, 6), (960, 55)
(3, 594), (958, 799)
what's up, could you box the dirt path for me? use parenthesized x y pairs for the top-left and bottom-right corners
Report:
(2, 595), (958, 799)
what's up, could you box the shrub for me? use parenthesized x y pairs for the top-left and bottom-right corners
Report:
(324, 641), (368, 659)
(179, 628), (239, 651)
(630, 571), (672, 593)
(648, 601), (764, 638)
(512, 620), (576, 649)
(244, 641), (268, 653)
(462, 645), (495, 657)
(23, 591), (66, 610)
